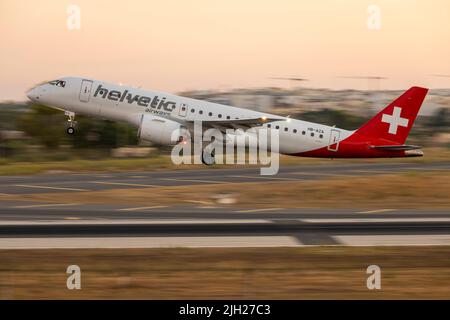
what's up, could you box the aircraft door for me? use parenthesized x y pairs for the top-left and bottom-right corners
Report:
(179, 103), (188, 117)
(328, 129), (340, 152)
(79, 80), (93, 102)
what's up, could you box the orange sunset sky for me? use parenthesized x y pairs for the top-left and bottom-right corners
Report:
(1, 0), (449, 101)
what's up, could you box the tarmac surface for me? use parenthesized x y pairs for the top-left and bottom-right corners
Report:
(0, 161), (449, 248)
(0, 161), (448, 195)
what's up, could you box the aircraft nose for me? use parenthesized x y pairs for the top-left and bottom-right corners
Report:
(26, 87), (40, 102)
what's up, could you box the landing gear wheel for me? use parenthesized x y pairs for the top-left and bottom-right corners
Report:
(67, 127), (75, 135)
(64, 111), (77, 135)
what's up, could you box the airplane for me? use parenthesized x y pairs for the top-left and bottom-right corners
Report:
(26, 77), (428, 164)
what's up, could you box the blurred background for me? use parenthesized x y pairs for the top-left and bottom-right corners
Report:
(1, 87), (449, 164)
(0, 0), (449, 166)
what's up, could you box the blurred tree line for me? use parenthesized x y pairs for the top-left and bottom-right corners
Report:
(17, 104), (138, 149)
(0, 102), (448, 162)
(0, 103), (139, 161)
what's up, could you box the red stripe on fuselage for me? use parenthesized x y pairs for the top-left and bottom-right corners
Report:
(289, 133), (407, 158)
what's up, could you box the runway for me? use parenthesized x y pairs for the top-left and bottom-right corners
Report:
(0, 161), (449, 248)
(0, 161), (449, 195)
(0, 205), (449, 248)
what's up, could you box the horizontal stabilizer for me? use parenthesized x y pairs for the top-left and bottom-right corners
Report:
(369, 145), (421, 151)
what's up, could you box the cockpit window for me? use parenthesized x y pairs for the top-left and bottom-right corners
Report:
(48, 80), (66, 88)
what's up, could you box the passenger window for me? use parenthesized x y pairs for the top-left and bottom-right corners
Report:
(191, 109), (195, 113)
(284, 127), (288, 132)
(275, 125), (280, 129)
(209, 112), (213, 116)
(310, 132), (314, 137)
(293, 129), (297, 133)
(218, 114), (222, 118)
(199, 110), (203, 114)
(226, 116), (230, 119)
(302, 131), (306, 135)
(319, 134), (323, 139)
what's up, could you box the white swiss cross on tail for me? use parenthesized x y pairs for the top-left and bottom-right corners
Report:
(381, 106), (409, 135)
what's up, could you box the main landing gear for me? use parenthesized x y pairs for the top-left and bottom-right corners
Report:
(65, 111), (77, 135)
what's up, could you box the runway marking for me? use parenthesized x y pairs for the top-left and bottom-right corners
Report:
(349, 170), (396, 174)
(0, 236), (299, 249)
(130, 175), (148, 178)
(0, 193), (11, 196)
(292, 172), (348, 177)
(0, 219), (270, 225)
(12, 203), (80, 209)
(303, 218), (450, 223)
(357, 209), (397, 214)
(89, 181), (158, 188)
(14, 184), (88, 192)
(397, 167), (446, 171)
(230, 175), (298, 181)
(235, 208), (283, 213)
(95, 174), (114, 178)
(160, 178), (226, 184)
(184, 200), (212, 205)
(118, 205), (168, 212)
(334, 235), (450, 246)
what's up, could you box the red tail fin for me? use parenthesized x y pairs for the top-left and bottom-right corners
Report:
(355, 87), (428, 144)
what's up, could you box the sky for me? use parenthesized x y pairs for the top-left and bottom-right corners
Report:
(1, 0), (450, 101)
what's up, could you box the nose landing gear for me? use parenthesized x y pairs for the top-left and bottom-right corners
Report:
(65, 111), (77, 135)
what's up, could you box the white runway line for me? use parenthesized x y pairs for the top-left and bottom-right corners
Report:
(357, 209), (397, 214)
(349, 170), (395, 174)
(302, 218), (450, 223)
(230, 175), (298, 181)
(0, 219), (271, 225)
(11, 203), (79, 209)
(334, 235), (450, 246)
(14, 184), (88, 192)
(184, 200), (212, 205)
(160, 178), (226, 184)
(118, 205), (168, 211)
(0, 236), (300, 249)
(89, 181), (158, 188)
(398, 167), (448, 171)
(95, 174), (114, 178)
(235, 208), (283, 213)
(291, 172), (347, 177)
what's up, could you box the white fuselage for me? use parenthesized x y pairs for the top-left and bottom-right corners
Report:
(26, 77), (353, 155)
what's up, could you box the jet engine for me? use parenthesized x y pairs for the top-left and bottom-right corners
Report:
(138, 114), (187, 145)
